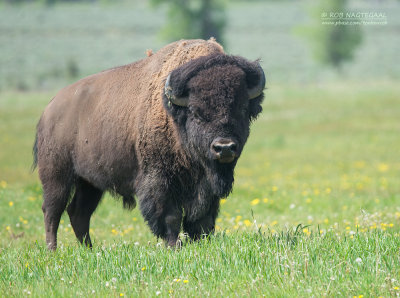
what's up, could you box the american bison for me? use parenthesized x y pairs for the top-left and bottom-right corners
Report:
(33, 39), (266, 250)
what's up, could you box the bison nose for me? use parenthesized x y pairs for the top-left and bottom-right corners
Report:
(210, 138), (238, 163)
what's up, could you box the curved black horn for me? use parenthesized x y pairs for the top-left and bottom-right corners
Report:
(164, 74), (189, 107)
(248, 63), (266, 100)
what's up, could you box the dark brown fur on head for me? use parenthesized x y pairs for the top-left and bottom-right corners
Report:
(159, 54), (265, 222)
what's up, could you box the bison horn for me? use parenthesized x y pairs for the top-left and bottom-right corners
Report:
(164, 74), (189, 107)
(247, 63), (266, 100)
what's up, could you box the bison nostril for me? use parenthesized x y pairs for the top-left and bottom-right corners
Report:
(211, 138), (238, 160)
(212, 144), (223, 153)
(228, 143), (237, 152)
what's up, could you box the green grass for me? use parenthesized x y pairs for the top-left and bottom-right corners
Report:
(1, 82), (399, 296)
(1, 231), (399, 297)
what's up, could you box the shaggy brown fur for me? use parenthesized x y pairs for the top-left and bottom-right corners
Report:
(33, 39), (265, 250)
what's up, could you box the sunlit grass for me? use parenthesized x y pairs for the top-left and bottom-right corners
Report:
(0, 81), (399, 296)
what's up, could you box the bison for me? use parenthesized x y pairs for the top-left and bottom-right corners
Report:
(33, 39), (266, 250)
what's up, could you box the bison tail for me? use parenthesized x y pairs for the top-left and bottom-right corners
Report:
(31, 132), (38, 172)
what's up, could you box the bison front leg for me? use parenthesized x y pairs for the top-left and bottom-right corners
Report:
(67, 178), (103, 248)
(140, 197), (182, 248)
(183, 197), (220, 241)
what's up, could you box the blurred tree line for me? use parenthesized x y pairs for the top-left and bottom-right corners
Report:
(4, 0), (362, 71)
(3, 0), (226, 45)
(299, 0), (362, 70)
(2, 0), (99, 3)
(150, 0), (226, 45)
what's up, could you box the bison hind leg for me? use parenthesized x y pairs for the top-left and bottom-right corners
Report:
(67, 178), (103, 248)
(41, 172), (74, 251)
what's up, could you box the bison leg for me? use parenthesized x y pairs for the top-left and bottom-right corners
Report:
(183, 198), (220, 241)
(41, 175), (73, 251)
(164, 207), (183, 247)
(140, 198), (182, 247)
(67, 178), (103, 248)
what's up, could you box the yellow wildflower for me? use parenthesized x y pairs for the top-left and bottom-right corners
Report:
(220, 199), (227, 205)
(243, 219), (252, 227)
(141, 267), (146, 271)
(250, 198), (260, 206)
(183, 280), (189, 284)
(263, 198), (269, 203)
(354, 161), (365, 169)
(272, 186), (278, 192)
(9, 201), (14, 207)
(377, 163), (389, 172)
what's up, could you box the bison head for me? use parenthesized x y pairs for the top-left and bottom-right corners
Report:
(163, 54), (265, 197)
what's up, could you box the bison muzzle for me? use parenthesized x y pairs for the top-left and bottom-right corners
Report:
(33, 39), (266, 250)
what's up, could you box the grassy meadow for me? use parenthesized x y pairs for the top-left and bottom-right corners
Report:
(1, 1), (400, 297)
(1, 83), (399, 296)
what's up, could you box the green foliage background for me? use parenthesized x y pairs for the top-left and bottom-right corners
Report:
(302, 0), (363, 68)
(150, 0), (226, 44)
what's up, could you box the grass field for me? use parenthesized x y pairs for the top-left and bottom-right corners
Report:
(1, 82), (399, 296)
(1, 0), (400, 296)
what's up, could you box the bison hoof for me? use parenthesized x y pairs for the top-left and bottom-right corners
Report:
(166, 238), (182, 249)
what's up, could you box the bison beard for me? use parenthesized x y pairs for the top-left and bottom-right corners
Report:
(33, 39), (265, 250)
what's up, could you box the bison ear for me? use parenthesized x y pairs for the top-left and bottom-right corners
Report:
(164, 73), (189, 107)
(247, 62), (266, 100)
